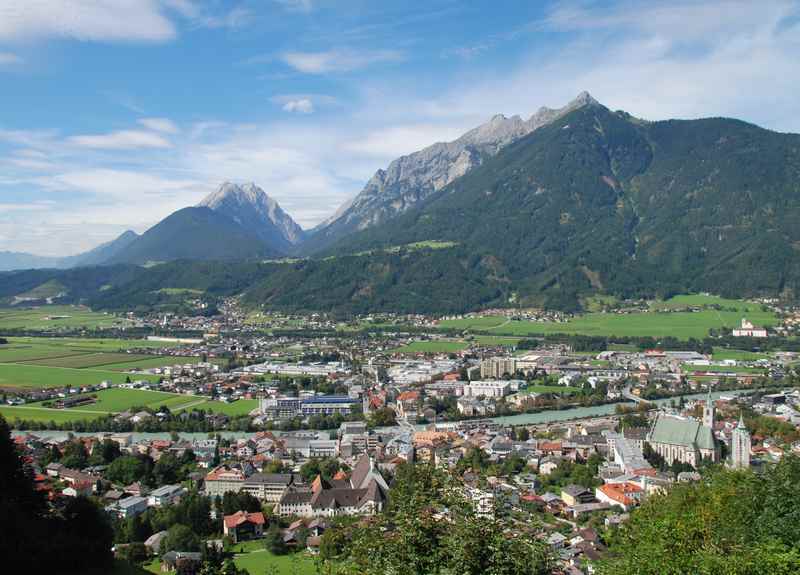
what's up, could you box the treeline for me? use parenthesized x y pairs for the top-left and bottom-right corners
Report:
(0, 415), (114, 573)
(600, 456), (800, 574)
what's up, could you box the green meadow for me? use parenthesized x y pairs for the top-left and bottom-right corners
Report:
(0, 363), (162, 390)
(0, 305), (131, 330)
(393, 340), (468, 354)
(438, 295), (776, 340)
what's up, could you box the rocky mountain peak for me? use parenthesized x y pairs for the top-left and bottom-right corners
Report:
(199, 182), (305, 250)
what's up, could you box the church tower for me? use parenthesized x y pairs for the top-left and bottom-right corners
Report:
(703, 391), (716, 429)
(730, 413), (751, 469)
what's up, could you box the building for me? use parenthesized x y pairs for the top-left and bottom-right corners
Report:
(223, 511), (266, 543)
(595, 482), (644, 511)
(729, 414), (751, 469)
(276, 454), (388, 518)
(148, 485), (186, 507)
(242, 473), (297, 502)
(301, 396), (358, 416)
(732, 318), (768, 338)
(561, 485), (595, 507)
(106, 495), (148, 519)
(462, 380), (518, 399)
(646, 396), (719, 466)
(480, 357), (517, 379)
(259, 397), (302, 420)
(205, 465), (247, 497)
(605, 432), (653, 475)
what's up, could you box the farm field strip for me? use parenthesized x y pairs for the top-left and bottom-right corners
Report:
(0, 363), (161, 390)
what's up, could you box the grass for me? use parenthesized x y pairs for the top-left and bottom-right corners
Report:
(467, 335), (522, 346)
(711, 347), (771, 361)
(437, 296), (777, 340)
(520, 385), (581, 395)
(393, 340), (468, 354)
(231, 540), (318, 575)
(179, 398), (259, 416)
(0, 388), (204, 424)
(18, 352), (154, 369)
(0, 305), (131, 330)
(0, 363), (162, 390)
(681, 364), (765, 374)
(0, 405), (102, 423)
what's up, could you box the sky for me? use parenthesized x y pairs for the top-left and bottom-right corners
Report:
(1, 0), (799, 257)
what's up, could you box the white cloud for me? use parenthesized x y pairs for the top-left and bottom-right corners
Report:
(282, 48), (404, 74)
(282, 98), (314, 114)
(0, 51), (20, 64)
(138, 117), (179, 134)
(68, 130), (172, 150)
(0, 0), (178, 42)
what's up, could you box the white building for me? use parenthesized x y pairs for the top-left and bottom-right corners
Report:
(732, 318), (768, 338)
(729, 414), (751, 469)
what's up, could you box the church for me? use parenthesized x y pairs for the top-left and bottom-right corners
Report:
(646, 394), (720, 467)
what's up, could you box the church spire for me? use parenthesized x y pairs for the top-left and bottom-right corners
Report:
(737, 411), (746, 429)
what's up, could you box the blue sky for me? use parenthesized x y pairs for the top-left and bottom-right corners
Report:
(1, 0), (799, 256)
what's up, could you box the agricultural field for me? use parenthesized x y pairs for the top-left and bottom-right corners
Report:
(0, 405), (101, 424)
(466, 335), (522, 346)
(711, 347), (771, 361)
(681, 364), (765, 374)
(0, 337), (206, 388)
(0, 388), (202, 424)
(437, 295), (777, 340)
(393, 340), (468, 354)
(17, 352), (155, 369)
(0, 305), (131, 330)
(0, 363), (162, 390)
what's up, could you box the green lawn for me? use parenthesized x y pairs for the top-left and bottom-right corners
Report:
(178, 398), (259, 416)
(37, 388), (199, 412)
(467, 335), (522, 346)
(711, 347), (771, 361)
(231, 541), (318, 575)
(0, 388), (204, 424)
(393, 340), (468, 354)
(0, 405), (102, 423)
(437, 295), (775, 340)
(0, 363), (162, 390)
(681, 364), (765, 374)
(0, 305), (131, 330)
(520, 385), (581, 395)
(18, 352), (154, 369)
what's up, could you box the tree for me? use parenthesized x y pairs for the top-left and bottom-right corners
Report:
(332, 462), (551, 575)
(61, 440), (89, 469)
(154, 452), (181, 485)
(599, 458), (800, 575)
(161, 524), (201, 555)
(264, 524), (288, 555)
(300, 458), (343, 483)
(106, 455), (148, 485)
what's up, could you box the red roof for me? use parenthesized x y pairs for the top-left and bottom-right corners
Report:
(224, 510), (265, 529)
(598, 482), (643, 506)
(397, 391), (420, 402)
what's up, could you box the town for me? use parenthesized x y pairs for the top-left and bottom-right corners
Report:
(3, 295), (800, 574)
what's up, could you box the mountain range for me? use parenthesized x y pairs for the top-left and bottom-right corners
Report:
(3, 92), (800, 313)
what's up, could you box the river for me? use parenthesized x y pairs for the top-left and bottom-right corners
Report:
(12, 389), (756, 441)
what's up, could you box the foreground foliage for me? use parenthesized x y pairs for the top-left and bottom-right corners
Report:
(318, 462), (551, 575)
(600, 456), (800, 575)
